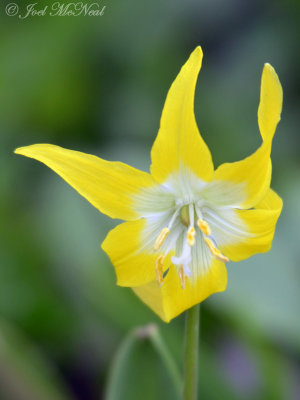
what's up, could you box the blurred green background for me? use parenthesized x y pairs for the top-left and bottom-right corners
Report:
(1, 0), (300, 399)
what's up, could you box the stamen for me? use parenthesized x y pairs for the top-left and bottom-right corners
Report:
(197, 219), (211, 236)
(154, 227), (170, 251)
(204, 237), (229, 263)
(179, 265), (186, 289)
(187, 226), (196, 246)
(155, 255), (164, 286)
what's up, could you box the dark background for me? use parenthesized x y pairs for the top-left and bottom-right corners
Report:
(1, 0), (300, 399)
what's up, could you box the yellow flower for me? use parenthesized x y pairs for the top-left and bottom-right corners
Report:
(15, 47), (283, 322)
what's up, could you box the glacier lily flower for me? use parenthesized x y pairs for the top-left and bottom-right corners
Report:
(15, 47), (283, 322)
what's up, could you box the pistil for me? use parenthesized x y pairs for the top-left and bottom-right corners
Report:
(180, 205), (190, 227)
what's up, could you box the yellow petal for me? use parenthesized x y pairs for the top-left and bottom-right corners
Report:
(15, 144), (156, 220)
(258, 63), (283, 141)
(255, 186), (283, 210)
(220, 188), (283, 261)
(133, 259), (227, 322)
(102, 219), (174, 287)
(212, 63), (283, 208)
(150, 46), (214, 184)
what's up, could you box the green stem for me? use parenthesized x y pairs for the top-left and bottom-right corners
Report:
(183, 304), (200, 400)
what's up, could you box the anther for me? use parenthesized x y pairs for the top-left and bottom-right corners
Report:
(204, 237), (229, 263)
(154, 227), (170, 251)
(187, 226), (196, 246)
(155, 255), (164, 286)
(197, 219), (211, 236)
(179, 265), (186, 289)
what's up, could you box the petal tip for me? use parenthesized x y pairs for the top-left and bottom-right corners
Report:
(191, 46), (203, 62)
(263, 62), (273, 69)
(258, 61), (283, 142)
(14, 146), (24, 155)
(262, 62), (281, 85)
(14, 144), (43, 157)
(194, 45), (203, 55)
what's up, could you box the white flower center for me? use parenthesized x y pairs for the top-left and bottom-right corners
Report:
(153, 201), (229, 289)
(134, 167), (245, 289)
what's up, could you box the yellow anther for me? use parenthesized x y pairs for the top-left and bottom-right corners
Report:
(197, 219), (211, 236)
(204, 237), (229, 263)
(187, 226), (196, 246)
(179, 265), (187, 289)
(154, 227), (170, 251)
(155, 255), (164, 286)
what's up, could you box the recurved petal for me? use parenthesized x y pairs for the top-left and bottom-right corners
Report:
(209, 188), (283, 262)
(132, 260), (227, 322)
(211, 63), (282, 209)
(258, 63), (283, 141)
(102, 219), (173, 287)
(150, 46), (214, 184)
(15, 144), (157, 221)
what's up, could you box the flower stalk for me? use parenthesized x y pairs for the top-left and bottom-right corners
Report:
(184, 304), (200, 400)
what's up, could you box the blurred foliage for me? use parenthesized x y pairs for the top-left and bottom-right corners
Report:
(1, 0), (300, 399)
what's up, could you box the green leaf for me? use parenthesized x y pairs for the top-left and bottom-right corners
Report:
(0, 319), (72, 400)
(105, 324), (181, 400)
